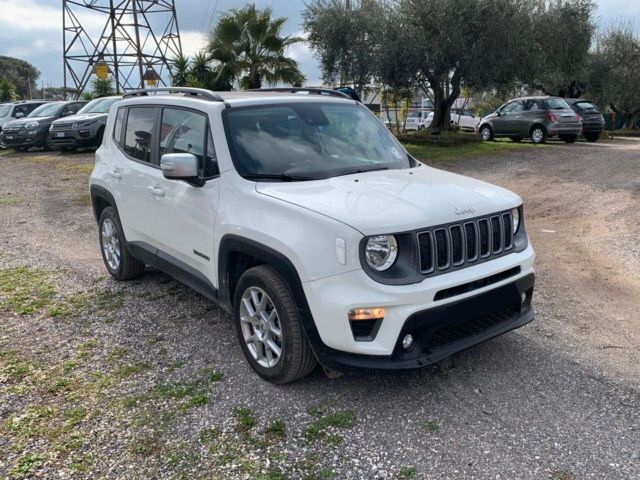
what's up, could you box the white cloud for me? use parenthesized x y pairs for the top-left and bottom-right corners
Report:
(180, 31), (208, 57)
(0, 0), (104, 32)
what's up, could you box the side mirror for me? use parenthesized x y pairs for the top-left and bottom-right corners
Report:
(160, 153), (202, 185)
(14, 112), (25, 118)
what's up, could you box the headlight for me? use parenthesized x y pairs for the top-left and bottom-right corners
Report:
(365, 235), (398, 271)
(78, 119), (97, 127)
(25, 121), (39, 130)
(511, 207), (521, 234)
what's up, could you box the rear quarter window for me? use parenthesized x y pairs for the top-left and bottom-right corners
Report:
(113, 107), (126, 144)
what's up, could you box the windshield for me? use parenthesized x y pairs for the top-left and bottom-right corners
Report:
(79, 97), (119, 114)
(544, 98), (571, 110)
(28, 103), (63, 118)
(0, 105), (11, 117)
(223, 102), (412, 180)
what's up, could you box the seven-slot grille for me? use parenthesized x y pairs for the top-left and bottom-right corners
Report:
(418, 211), (515, 275)
(51, 122), (76, 131)
(2, 126), (21, 133)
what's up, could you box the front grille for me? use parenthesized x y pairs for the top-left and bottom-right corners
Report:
(51, 122), (75, 131)
(429, 304), (517, 350)
(417, 211), (515, 275)
(2, 126), (21, 133)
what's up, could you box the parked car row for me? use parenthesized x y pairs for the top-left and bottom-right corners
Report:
(0, 96), (121, 151)
(382, 96), (605, 144)
(478, 96), (605, 144)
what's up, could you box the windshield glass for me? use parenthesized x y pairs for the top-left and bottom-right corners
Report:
(28, 103), (63, 117)
(224, 102), (412, 180)
(544, 98), (571, 110)
(79, 97), (119, 114)
(0, 105), (11, 117)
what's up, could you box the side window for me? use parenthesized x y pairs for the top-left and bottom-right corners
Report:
(61, 104), (78, 117)
(113, 107), (126, 144)
(123, 107), (156, 163)
(503, 101), (524, 114)
(524, 100), (540, 111)
(13, 106), (28, 117)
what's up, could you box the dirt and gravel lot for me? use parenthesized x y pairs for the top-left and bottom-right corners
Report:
(0, 140), (638, 479)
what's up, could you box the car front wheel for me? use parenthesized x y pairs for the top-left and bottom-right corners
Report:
(234, 265), (317, 384)
(480, 125), (493, 141)
(584, 132), (600, 142)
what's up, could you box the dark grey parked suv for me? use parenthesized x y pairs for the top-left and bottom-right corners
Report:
(49, 96), (121, 151)
(479, 96), (582, 144)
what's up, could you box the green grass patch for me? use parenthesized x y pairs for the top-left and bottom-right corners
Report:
(399, 466), (418, 479)
(265, 419), (286, 438)
(305, 410), (357, 442)
(404, 138), (534, 162)
(0, 193), (19, 206)
(423, 420), (440, 432)
(233, 406), (257, 432)
(0, 266), (58, 316)
(12, 452), (46, 477)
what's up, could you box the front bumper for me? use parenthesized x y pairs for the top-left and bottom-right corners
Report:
(49, 127), (100, 148)
(0, 130), (46, 148)
(301, 245), (535, 371)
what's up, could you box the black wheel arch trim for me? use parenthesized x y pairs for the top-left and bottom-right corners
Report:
(217, 234), (331, 363)
(90, 185), (118, 224)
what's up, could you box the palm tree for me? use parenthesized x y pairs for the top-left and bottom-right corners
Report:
(171, 54), (191, 87)
(207, 4), (306, 89)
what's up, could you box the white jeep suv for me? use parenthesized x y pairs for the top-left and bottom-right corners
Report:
(89, 87), (535, 384)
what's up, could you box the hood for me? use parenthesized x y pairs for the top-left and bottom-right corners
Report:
(52, 112), (106, 124)
(255, 166), (521, 235)
(6, 116), (56, 128)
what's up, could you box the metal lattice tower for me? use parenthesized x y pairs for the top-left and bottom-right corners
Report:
(63, 0), (183, 97)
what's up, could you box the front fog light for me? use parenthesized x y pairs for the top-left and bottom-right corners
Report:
(348, 308), (386, 321)
(511, 208), (521, 234)
(402, 334), (414, 350)
(365, 235), (398, 271)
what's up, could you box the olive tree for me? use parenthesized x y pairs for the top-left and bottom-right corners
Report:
(398, 0), (537, 130)
(587, 25), (640, 129)
(303, 0), (386, 98)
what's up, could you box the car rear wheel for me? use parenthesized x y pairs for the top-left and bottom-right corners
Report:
(98, 206), (146, 281)
(234, 265), (317, 384)
(479, 125), (493, 141)
(560, 134), (578, 143)
(530, 126), (547, 144)
(584, 132), (600, 142)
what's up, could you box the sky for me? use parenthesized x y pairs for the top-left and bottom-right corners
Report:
(0, 0), (638, 89)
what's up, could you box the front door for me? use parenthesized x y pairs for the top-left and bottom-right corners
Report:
(148, 107), (220, 286)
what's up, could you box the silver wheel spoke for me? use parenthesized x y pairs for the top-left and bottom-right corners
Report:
(101, 218), (120, 271)
(239, 286), (283, 368)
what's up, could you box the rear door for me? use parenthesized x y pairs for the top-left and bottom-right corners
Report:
(112, 105), (161, 247)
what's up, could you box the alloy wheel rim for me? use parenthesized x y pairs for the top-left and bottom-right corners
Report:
(239, 286), (283, 368)
(101, 218), (121, 271)
(481, 127), (491, 141)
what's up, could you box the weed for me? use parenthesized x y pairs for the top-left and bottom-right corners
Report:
(399, 466), (418, 479)
(265, 419), (286, 438)
(233, 406), (257, 431)
(0, 266), (58, 315)
(198, 427), (221, 444)
(0, 193), (19, 206)
(423, 420), (440, 433)
(13, 452), (45, 477)
(305, 411), (357, 442)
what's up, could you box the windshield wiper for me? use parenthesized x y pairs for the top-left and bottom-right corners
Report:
(333, 166), (390, 177)
(242, 173), (316, 182)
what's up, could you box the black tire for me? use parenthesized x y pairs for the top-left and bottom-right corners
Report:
(584, 132), (600, 142)
(43, 136), (56, 151)
(479, 124), (493, 141)
(510, 137), (523, 143)
(61, 147), (77, 153)
(560, 134), (578, 143)
(98, 206), (146, 281)
(530, 125), (547, 144)
(234, 265), (317, 384)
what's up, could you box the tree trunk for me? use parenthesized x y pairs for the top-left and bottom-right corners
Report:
(428, 72), (462, 132)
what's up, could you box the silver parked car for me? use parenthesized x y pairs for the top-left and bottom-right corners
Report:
(478, 96), (582, 144)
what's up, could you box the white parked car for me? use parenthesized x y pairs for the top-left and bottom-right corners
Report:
(404, 109), (432, 130)
(450, 108), (481, 132)
(89, 87), (535, 384)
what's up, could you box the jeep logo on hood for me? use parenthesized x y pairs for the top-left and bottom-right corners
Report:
(454, 206), (476, 215)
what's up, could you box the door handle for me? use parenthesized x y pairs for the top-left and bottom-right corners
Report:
(109, 169), (122, 179)
(148, 186), (165, 197)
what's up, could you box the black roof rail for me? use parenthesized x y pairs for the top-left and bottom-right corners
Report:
(249, 87), (353, 100)
(122, 87), (225, 102)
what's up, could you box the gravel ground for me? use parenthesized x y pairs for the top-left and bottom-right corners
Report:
(0, 141), (638, 479)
